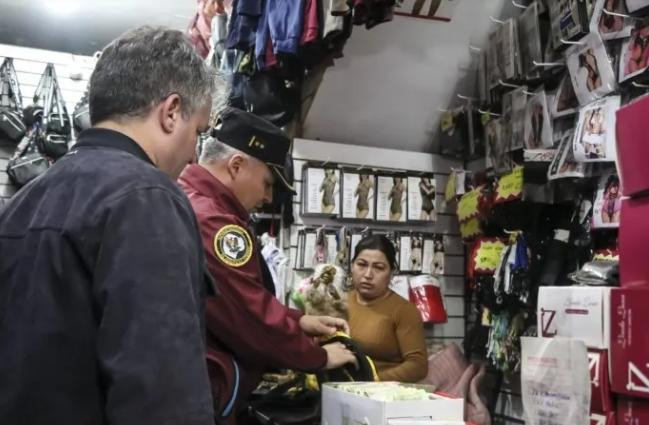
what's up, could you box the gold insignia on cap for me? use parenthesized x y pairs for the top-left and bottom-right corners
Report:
(213, 224), (253, 267)
(249, 135), (265, 149)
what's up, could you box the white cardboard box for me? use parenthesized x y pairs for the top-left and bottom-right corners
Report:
(321, 383), (464, 425)
(537, 286), (612, 349)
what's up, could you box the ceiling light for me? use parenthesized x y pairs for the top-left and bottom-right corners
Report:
(44, 0), (82, 17)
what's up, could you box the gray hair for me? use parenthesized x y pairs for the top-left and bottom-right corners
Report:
(89, 26), (215, 124)
(199, 138), (249, 164)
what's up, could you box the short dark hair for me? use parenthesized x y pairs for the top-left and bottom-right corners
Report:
(352, 235), (397, 270)
(89, 26), (214, 125)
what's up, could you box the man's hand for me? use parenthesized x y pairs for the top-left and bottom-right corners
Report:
(299, 315), (350, 337)
(323, 342), (359, 370)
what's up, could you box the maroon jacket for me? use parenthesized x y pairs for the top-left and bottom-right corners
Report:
(178, 164), (327, 424)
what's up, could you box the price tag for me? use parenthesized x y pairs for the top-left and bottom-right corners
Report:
(460, 217), (481, 239)
(445, 171), (457, 202)
(495, 166), (524, 203)
(457, 187), (481, 222)
(473, 239), (506, 273)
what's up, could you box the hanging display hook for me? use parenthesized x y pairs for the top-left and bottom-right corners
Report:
(560, 38), (586, 46)
(457, 93), (476, 101)
(632, 81), (649, 89)
(469, 45), (482, 53)
(498, 79), (522, 89)
(478, 108), (501, 117)
(532, 60), (564, 67)
(602, 8), (638, 19)
(437, 108), (450, 112)
(512, 1), (527, 8)
(489, 16), (505, 24)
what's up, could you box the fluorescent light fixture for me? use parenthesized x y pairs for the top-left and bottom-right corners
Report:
(44, 0), (82, 17)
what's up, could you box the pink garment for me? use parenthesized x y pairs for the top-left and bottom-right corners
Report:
(300, 0), (319, 45)
(188, 0), (213, 59)
(265, 37), (278, 68)
(420, 344), (491, 425)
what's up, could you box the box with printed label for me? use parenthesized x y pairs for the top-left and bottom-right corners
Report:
(617, 398), (649, 424)
(590, 349), (614, 413)
(321, 383), (464, 425)
(537, 286), (612, 349)
(620, 198), (649, 288)
(611, 289), (649, 399)
(591, 411), (616, 425)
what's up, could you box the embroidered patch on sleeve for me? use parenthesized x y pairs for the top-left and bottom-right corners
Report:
(213, 224), (253, 267)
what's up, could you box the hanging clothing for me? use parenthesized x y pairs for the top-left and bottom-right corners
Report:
(255, 0), (306, 69)
(261, 240), (290, 304)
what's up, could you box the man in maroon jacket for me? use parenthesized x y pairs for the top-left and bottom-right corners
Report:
(178, 107), (357, 425)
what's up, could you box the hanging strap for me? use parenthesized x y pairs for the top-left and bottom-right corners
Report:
(0, 58), (23, 111)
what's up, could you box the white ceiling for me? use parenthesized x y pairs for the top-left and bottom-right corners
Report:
(0, 0), (515, 154)
(0, 0), (194, 55)
(304, 0), (515, 153)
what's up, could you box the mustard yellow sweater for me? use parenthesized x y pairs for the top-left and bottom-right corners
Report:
(348, 290), (428, 383)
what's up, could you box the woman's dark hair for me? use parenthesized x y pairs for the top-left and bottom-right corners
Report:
(604, 174), (620, 193)
(352, 235), (397, 270)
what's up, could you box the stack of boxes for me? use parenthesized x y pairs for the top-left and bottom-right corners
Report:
(610, 93), (649, 424)
(537, 286), (615, 424)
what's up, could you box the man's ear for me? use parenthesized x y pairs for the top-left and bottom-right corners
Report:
(159, 94), (183, 134)
(226, 154), (245, 178)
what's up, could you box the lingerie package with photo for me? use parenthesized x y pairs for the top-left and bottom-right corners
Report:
(592, 172), (622, 228)
(302, 166), (341, 216)
(548, 130), (587, 180)
(407, 174), (437, 222)
(565, 32), (617, 105)
(341, 169), (376, 220)
(591, 0), (634, 40)
(376, 174), (408, 222)
(619, 20), (649, 82)
(572, 95), (620, 162)
(524, 89), (554, 150)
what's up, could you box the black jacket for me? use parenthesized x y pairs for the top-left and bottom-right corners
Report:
(0, 129), (215, 425)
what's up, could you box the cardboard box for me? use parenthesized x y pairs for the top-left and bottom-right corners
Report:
(620, 198), (649, 288)
(537, 286), (612, 349)
(617, 398), (649, 424)
(611, 289), (649, 399)
(322, 383), (464, 425)
(616, 93), (649, 197)
(592, 411), (616, 425)
(590, 349), (615, 413)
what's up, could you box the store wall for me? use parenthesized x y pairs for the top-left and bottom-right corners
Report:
(0, 44), (94, 200)
(290, 139), (467, 348)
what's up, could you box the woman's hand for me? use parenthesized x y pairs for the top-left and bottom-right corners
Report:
(322, 342), (359, 370)
(299, 315), (350, 336)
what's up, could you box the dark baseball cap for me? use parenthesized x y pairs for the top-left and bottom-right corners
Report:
(211, 107), (295, 194)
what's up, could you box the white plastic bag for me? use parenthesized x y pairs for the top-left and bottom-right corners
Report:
(521, 337), (591, 425)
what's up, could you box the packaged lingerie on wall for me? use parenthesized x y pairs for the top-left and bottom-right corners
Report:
(566, 32), (617, 105)
(572, 95), (620, 162)
(548, 0), (593, 49)
(502, 87), (528, 152)
(518, 1), (545, 79)
(523, 89), (554, 150)
(619, 19), (649, 82)
(591, 0), (634, 40)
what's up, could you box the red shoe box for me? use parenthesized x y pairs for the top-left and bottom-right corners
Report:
(616, 93), (649, 197)
(620, 198), (649, 288)
(617, 398), (649, 424)
(590, 349), (614, 412)
(611, 289), (649, 399)
(592, 411), (616, 425)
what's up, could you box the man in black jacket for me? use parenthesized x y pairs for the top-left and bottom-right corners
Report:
(0, 26), (217, 425)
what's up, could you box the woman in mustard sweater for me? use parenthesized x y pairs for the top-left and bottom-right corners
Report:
(347, 235), (428, 382)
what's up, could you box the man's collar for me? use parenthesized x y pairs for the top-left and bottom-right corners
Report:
(74, 128), (155, 166)
(178, 164), (250, 221)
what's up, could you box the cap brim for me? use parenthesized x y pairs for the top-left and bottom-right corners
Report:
(269, 164), (296, 195)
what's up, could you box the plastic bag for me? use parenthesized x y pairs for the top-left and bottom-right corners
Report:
(521, 337), (591, 425)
